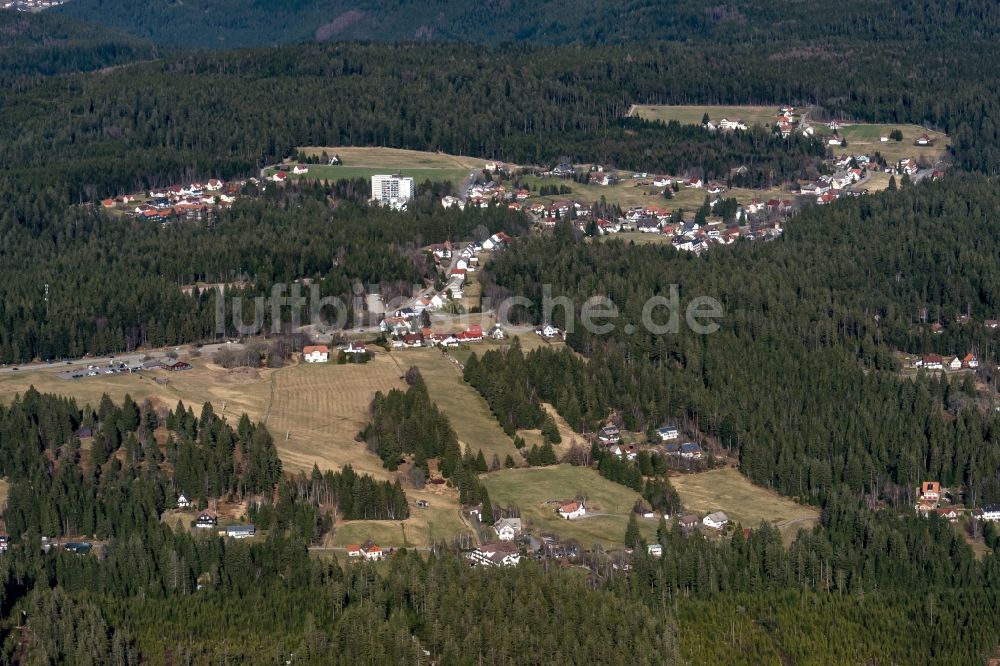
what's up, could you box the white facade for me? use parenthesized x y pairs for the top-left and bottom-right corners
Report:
(703, 512), (729, 529)
(493, 518), (522, 541)
(558, 502), (586, 520)
(303, 347), (329, 363)
(980, 506), (1000, 522)
(372, 174), (414, 208)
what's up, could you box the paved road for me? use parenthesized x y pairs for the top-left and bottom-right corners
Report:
(457, 171), (478, 205)
(0, 341), (237, 376)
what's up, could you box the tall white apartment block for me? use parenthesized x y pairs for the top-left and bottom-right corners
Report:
(371, 174), (414, 209)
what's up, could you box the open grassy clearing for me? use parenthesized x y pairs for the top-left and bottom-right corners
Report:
(278, 146), (495, 188)
(297, 146), (489, 170)
(261, 357), (408, 476)
(393, 348), (519, 465)
(330, 502), (468, 548)
(630, 104), (780, 127)
(862, 171), (892, 192)
(670, 467), (818, 540)
(595, 231), (673, 245)
(267, 165), (472, 187)
(0, 358), (273, 426)
(522, 174), (791, 212)
(831, 123), (948, 163)
(482, 465), (659, 546)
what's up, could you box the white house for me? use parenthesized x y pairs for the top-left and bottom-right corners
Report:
(558, 501), (586, 520)
(302, 345), (329, 363)
(177, 493), (191, 509)
(292, 165), (309, 175)
(467, 542), (520, 567)
(488, 325), (506, 340)
(347, 540), (384, 561)
(718, 118), (748, 131)
(949, 356), (963, 370)
(493, 517), (522, 541)
(270, 171), (288, 183)
(657, 425), (679, 441)
(921, 354), (944, 370)
(646, 543), (663, 557)
(225, 524), (255, 539)
(345, 342), (367, 355)
(978, 505), (1000, 522)
(703, 512), (729, 529)
(537, 324), (561, 338)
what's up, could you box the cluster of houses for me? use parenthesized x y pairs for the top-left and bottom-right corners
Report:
(467, 514), (584, 568)
(914, 481), (960, 521)
(2, 0), (65, 9)
(444, 181), (530, 211)
(101, 178), (243, 223)
(703, 106), (807, 139)
(586, 204), (786, 254)
(912, 481), (1000, 524)
(913, 353), (978, 371)
(597, 422), (705, 462)
(387, 323), (505, 349)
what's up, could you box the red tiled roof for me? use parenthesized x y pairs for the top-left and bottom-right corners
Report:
(303, 345), (329, 354)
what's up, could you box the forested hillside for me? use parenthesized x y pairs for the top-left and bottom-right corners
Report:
(52, 0), (1000, 48)
(2, 391), (1000, 662)
(0, 10), (155, 80)
(481, 176), (1000, 504)
(0, 183), (520, 362)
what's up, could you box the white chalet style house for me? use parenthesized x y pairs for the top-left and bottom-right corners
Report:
(493, 517), (522, 541)
(647, 543), (663, 557)
(302, 345), (329, 363)
(558, 501), (586, 520)
(718, 118), (748, 131)
(703, 511), (729, 529)
(177, 493), (191, 509)
(977, 505), (1000, 522)
(657, 425), (680, 441)
(467, 542), (520, 568)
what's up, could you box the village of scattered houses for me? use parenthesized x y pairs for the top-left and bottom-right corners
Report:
(443, 107), (946, 255)
(99, 177), (254, 223)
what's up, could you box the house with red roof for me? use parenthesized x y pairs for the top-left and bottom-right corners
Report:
(346, 539), (384, 561)
(920, 481), (941, 504)
(558, 501), (585, 520)
(302, 345), (329, 363)
(919, 353), (943, 370)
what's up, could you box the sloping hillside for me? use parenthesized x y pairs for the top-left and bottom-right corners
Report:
(51, 0), (1000, 49)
